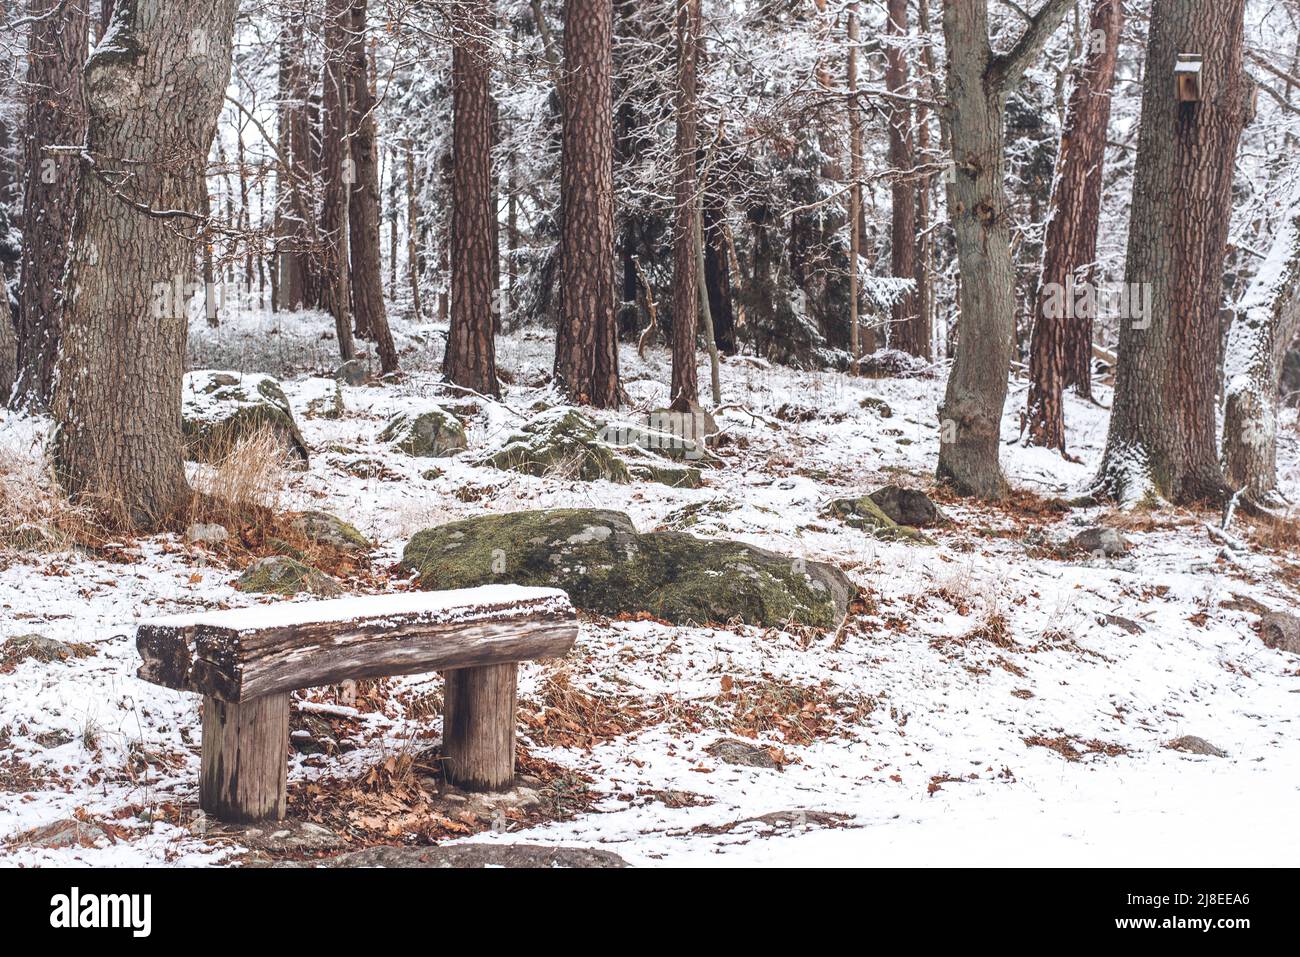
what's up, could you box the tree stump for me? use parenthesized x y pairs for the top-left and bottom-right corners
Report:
(200, 693), (290, 822)
(442, 663), (518, 791)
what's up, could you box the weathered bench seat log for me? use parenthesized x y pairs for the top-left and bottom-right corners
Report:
(136, 586), (577, 821)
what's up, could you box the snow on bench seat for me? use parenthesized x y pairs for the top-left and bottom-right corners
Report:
(136, 584), (577, 703)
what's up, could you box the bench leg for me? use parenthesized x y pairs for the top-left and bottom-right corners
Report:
(200, 692), (289, 822)
(443, 663), (518, 791)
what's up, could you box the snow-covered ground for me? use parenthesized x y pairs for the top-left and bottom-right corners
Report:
(2, 308), (1298, 867)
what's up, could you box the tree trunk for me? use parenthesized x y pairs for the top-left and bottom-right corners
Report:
(847, 5), (863, 373)
(0, 282), (14, 405)
(276, 0), (316, 312)
(1025, 0), (1122, 451)
(1095, 0), (1249, 505)
(937, 0), (1075, 500)
(405, 141), (423, 317)
(443, 0), (499, 396)
(346, 0), (398, 373)
(702, 193), (736, 355)
(884, 0), (923, 358)
(669, 0), (701, 412)
(321, 0), (355, 360)
(13, 0), (88, 408)
(555, 0), (620, 408)
(53, 0), (240, 530)
(1221, 179), (1300, 502)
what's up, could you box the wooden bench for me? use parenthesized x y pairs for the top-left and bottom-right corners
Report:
(135, 585), (577, 823)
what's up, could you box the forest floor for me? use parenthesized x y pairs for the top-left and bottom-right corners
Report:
(2, 306), (1298, 866)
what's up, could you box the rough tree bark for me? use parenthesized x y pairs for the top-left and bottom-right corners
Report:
(346, 0), (398, 373)
(1095, 0), (1249, 505)
(1221, 179), (1300, 503)
(669, 0), (701, 412)
(847, 4), (863, 372)
(320, 0), (355, 360)
(555, 0), (620, 408)
(1024, 0), (1122, 451)
(52, 0), (241, 529)
(13, 0), (88, 408)
(443, 0), (499, 396)
(0, 282), (14, 404)
(936, 0), (1075, 500)
(885, 0), (924, 358)
(275, 0), (317, 312)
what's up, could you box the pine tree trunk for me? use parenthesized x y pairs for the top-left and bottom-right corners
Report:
(1221, 180), (1300, 501)
(405, 141), (423, 317)
(276, 1), (316, 312)
(556, 0), (620, 408)
(321, 0), (355, 360)
(702, 194), (736, 355)
(14, 0), (88, 408)
(1096, 0), (1249, 505)
(443, 0), (499, 396)
(0, 281), (15, 405)
(53, 0), (240, 529)
(884, 0), (923, 358)
(346, 0), (398, 373)
(937, 0), (1074, 500)
(1025, 0), (1122, 451)
(669, 0), (701, 412)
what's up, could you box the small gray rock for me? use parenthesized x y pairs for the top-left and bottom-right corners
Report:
(333, 359), (369, 386)
(185, 523), (229, 545)
(290, 511), (372, 552)
(1259, 612), (1300, 654)
(2, 634), (74, 665)
(1166, 735), (1228, 758)
(1069, 526), (1130, 557)
(20, 818), (110, 849)
(867, 484), (946, 528)
(705, 737), (781, 769)
(236, 556), (344, 597)
(859, 396), (893, 418)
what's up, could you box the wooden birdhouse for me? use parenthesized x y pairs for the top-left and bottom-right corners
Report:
(1175, 54), (1203, 102)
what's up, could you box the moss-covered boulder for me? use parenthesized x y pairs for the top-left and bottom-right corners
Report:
(291, 510), (372, 552)
(473, 407), (711, 486)
(378, 405), (467, 458)
(236, 556), (344, 596)
(823, 495), (932, 543)
(182, 370), (309, 466)
(474, 408), (630, 482)
(402, 508), (853, 628)
(867, 485), (946, 528)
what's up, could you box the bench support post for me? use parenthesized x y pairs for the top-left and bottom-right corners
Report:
(200, 692), (289, 822)
(443, 663), (518, 791)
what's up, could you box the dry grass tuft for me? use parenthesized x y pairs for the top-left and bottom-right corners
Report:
(185, 424), (290, 532)
(0, 430), (107, 558)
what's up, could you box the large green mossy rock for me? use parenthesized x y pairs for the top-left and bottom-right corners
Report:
(472, 407), (709, 487)
(402, 508), (853, 628)
(378, 405), (467, 457)
(291, 510), (372, 552)
(182, 370), (309, 466)
(823, 495), (932, 543)
(236, 556), (344, 596)
(473, 408), (629, 482)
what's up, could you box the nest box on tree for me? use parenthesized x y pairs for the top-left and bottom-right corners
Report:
(1175, 54), (1203, 102)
